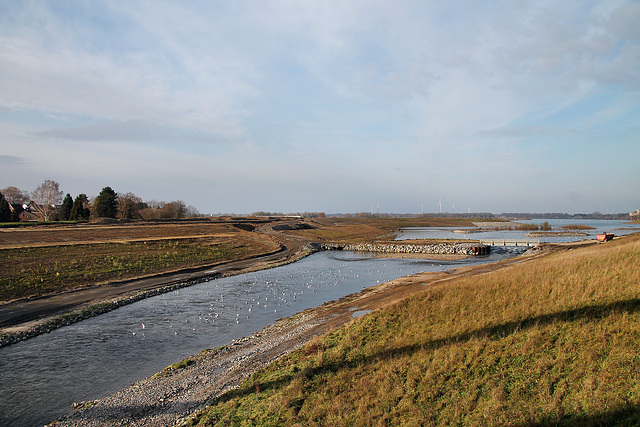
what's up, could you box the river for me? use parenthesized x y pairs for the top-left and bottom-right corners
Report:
(0, 248), (523, 427)
(396, 219), (640, 243)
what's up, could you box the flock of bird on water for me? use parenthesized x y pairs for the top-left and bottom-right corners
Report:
(126, 261), (418, 339)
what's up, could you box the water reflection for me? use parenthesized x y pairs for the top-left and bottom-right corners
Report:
(0, 249), (519, 427)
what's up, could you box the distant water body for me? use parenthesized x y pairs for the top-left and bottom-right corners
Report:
(396, 219), (640, 243)
(0, 249), (521, 427)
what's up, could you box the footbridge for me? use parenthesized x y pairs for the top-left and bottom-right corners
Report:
(480, 239), (540, 247)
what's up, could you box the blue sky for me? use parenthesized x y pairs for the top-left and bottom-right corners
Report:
(1, 0), (639, 214)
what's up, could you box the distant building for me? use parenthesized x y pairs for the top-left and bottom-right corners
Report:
(630, 209), (640, 220)
(15, 203), (42, 222)
(7, 203), (25, 222)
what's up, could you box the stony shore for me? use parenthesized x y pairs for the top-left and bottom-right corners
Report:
(50, 309), (326, 427)
(309, 241), (490, 256)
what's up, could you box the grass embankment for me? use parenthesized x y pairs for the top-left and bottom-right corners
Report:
(0, 238), (269, 302)
(189, 234), (640, 426)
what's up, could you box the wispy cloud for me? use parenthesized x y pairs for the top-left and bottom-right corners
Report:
(476, 127), (580, 139)
(0, 155), (26, 165)
(0, 1), (638, 213)
(36, 120), (238, 144)
(0, 2), (254, 140)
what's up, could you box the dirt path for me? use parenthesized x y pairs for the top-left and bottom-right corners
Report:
(52, 243), (564, 427)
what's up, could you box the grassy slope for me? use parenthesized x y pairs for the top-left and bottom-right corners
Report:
(189, 234), (640, 426)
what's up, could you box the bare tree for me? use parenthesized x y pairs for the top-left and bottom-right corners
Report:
(117, 192), (144, 219)
(1, 186), (29, 205)
(139, 199), (164, 220)
(184, 204), (200, 217)
(31, 180), (64, 221)
(160, 200), (187, 219)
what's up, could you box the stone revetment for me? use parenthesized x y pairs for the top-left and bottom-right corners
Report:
(304, 242), (490, 256)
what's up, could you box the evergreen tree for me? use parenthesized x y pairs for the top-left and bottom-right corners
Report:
(70, 194), (90, 221)
(59, 193), (73, 221)
(94, 187), (118, 218)
(0, 192), (11, 222)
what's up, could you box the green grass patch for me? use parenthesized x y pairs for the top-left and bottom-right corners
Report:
(153, 358), (195, 379)
(187, 234), (640, 426)
(1, 239), (268, 301)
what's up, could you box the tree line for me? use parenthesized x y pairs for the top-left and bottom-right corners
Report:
(0, 180), (200, 222)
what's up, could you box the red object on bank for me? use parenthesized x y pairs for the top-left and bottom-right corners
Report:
(596, 233), (614, 242)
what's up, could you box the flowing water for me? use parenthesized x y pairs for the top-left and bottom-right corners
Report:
(1, 249), (523, 426)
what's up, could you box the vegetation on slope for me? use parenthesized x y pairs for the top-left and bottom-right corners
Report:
(188, 234), (640, 426)
(0, 238), (271, 302)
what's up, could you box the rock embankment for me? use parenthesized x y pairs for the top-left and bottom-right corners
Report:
(305, 242), (489, 256)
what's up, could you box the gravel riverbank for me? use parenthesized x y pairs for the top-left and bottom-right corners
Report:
(50, 309), (325, 427)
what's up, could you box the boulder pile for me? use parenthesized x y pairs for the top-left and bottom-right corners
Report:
(305, 242), (490, 256)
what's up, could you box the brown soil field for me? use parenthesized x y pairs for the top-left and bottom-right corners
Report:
(0, 218), (271, 249)
(0, 216), (487, 249)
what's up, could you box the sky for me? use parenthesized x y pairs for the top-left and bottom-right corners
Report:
(1, 0), (639, 215)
